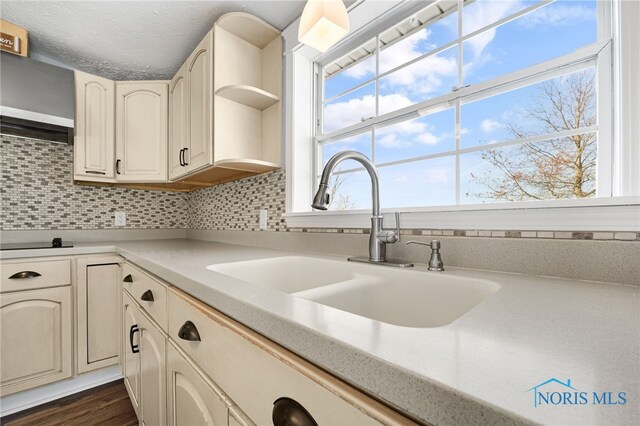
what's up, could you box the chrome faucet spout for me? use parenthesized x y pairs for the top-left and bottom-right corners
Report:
(312, 151), (380, 216)
(311, 150), (409, 265)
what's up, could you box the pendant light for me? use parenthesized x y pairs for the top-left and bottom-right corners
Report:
(298, 0), (349, 52)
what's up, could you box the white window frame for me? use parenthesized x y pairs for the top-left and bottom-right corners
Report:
(282, 0), (640, 231)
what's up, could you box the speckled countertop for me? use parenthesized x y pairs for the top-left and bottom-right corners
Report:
(2, 239), (638, 425)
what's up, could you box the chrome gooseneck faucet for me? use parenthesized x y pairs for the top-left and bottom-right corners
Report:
(312, 150), (413, 267)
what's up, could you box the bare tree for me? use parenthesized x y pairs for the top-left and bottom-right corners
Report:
(470, 70), (597, 201)
(327, 169), (357, 210)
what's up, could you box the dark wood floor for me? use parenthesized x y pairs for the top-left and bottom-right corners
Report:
(1, 380), (138, 426)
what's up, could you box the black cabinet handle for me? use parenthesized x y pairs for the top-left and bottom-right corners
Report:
(140, 289), (154, 302)
(129, 324), (139, 353)
(123, 274), (133, 283)
(116, 159), (121, 175)
(272, 397), (318, 426)
(183, 148), (189, 166)
(8, 271), (42, 279)
(177, 321), (201, 342)
(86, 170), (106, 175)
(179, 148), (185, 167)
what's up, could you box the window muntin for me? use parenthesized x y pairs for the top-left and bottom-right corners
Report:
(315, 0), (611, 210)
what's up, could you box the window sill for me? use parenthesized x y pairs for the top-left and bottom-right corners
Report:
(284, 197), (640, 231)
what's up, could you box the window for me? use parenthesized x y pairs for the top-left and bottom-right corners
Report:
(314, 0), (612, 211)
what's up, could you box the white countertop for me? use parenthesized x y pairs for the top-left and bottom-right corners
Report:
(2, 239), (638, 425)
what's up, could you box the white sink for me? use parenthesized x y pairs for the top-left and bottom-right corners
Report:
(208, 256), (500, 328)
(207, 256), (355, 293)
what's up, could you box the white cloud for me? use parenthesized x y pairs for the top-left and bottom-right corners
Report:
(518, 3), (595, 28)
(343, 29), (457, 98)
(394, 175), (408, 183)
(425, 168), (450, 184)
(416, 132), (441, 146)
(463, 0), (523, 59)
(480, 118), (501, 133)
(378, 134), (401, 148)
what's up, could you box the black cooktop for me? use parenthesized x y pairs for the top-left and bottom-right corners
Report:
(0, 238), (73, 251)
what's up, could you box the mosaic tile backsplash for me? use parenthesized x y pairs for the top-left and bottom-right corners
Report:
(187, 169), (286, 231)
(0, 135), (188, 230)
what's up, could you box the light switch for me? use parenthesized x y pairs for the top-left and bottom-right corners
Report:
(259, 209), (268, 230)
(115, 211), (126, 227)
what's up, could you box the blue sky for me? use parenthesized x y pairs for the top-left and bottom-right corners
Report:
(318, 0), (598, 210)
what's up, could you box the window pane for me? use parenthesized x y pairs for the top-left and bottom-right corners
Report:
(323, 82), (376, 134)
(326, 170), (373, 211)
(460, 133), (597, 203)
(324, 54), (376, 100)
(321, 131), (372, 167)
(461, 67), (596, 148)
(379, 157), (456, 208)
(379, 46), (458, 115)
(323, 37), (377, 100)
(462, 0), (539, 36)
(463, 0), (597, 85)
(379, 10), (458, 74)
(375, 108), (455, 164)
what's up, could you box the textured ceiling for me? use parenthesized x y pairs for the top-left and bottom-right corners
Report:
(1, 1), (307, 80)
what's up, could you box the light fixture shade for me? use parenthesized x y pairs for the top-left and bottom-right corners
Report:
(298, 0), (349, 52)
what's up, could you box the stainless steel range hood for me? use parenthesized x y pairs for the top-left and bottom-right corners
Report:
(0, 52), (74, 144)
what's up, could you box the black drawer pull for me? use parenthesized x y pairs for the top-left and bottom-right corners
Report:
(9, 271), (42, 279)
(272, 397), (318, 426)
(178, 321), (201, 342)
(85, 170), (106, 175)
(140, 289), (154, 302)
(123, 274), (133, 283)
(129, 324), (139, 353)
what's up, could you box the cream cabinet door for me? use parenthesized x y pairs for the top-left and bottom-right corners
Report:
(74, 71), (115, 181)
(138, 311), (166, 426)
(169, 65), (188, 180)
(0, 286), (72, 396)
(76, 257), (121, 374)
(123, 292), (141, 417)
(115, 81), (168, 182)
(166, 342), (228, 426)
(186, 31), (214, 173)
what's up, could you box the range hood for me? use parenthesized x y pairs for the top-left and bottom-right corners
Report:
(0, 52), (74, 144)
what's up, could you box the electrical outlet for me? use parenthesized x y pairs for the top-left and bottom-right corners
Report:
(115, 211), (126, 227)
(259, 209), (268, 230)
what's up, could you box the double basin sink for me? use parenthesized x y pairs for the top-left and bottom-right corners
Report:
(208, 256), (500, 328)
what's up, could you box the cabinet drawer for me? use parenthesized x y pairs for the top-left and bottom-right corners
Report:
(122, 263), (167, 331)
(1, 259), (71, 293)
(168, 288), (409, 426)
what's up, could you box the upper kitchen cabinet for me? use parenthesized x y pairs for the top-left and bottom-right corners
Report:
(213, 12), (282, 167)
(169, 31), (214, 181)
(74, 71), (115, 182)
(169, 64), (188, 180)
(115, 81), (169, 182)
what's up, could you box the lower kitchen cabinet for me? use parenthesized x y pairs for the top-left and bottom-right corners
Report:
(76, 256), (122, 374)
(166, 341), (229, 426)
(138, 308), (167, 426)
(0, 286), (72, 396)
(122, 290), (167, 425)
(123, 291), (142, 416)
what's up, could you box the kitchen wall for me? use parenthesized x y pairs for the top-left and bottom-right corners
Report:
(0, 135), (188, 230)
